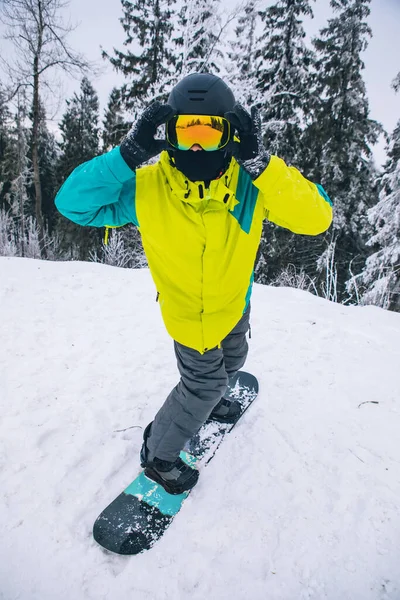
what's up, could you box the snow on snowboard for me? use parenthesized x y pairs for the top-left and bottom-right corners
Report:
(93, 371), (259, 555)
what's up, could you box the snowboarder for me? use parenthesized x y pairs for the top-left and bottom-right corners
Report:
(55, 72), (333, 495)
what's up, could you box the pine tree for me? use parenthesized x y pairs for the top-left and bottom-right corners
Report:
(255, 0), (315, 163)
(0, 85), (15, 212)
(354, 121), (400, 311)
(103, 0), (178, 115)
(226, 1), (261, 106)
(252, 0), (316, 288)
(102, 87), (130, 151)
(175, 0), (224, 76)
(58, 77), (100, 181)
(301, 0), (382, 300)
(56, 77), (101, 261)
(26, 101), (58, 231)
(1, 91), (33, 257)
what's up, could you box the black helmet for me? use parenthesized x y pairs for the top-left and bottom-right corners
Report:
(168, 73), (235, 116)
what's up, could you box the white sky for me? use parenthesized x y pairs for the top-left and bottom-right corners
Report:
(1, 0), (399, 167)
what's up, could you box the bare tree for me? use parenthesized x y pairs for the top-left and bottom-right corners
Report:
(0, 0), (91, 257)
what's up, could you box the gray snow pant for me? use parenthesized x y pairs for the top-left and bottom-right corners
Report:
(146, 306), (250, 462)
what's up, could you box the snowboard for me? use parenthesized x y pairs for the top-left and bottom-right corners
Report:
(93, 370), (259, 555)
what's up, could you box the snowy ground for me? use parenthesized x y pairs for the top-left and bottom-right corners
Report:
(1, 257), (400, 600)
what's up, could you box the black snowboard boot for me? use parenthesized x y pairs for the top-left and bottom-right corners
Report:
(140, 423), (199, 495)
(209, 397), (242, 424)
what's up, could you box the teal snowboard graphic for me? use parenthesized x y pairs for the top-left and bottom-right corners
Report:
(93, 371), (259, 555)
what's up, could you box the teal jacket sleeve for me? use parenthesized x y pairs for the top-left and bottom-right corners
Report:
(55, 147), (139, 227)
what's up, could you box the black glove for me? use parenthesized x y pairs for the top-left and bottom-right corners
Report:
(120, 101), (175, 170)
(224, 104), (270, 180)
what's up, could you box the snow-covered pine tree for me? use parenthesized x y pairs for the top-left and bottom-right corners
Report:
(252, 0), (316, 288)
(102, 87), (130, 151)
(103, 0), (177, 116)
(175, 0), (224, 76)
(56, 77), (101, 261)
(0, 84), (16, 212)
(57, 77), (100, 181)
(353, 120), (400, 312)
(1, 91), (34, 257)
(255, 0), (315, 163)
(27, 101), (58, 231)
(225, 0), (261, 106)
(302, 0), (381, 300)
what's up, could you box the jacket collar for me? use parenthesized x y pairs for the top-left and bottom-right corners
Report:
(158, 151), (239, 212)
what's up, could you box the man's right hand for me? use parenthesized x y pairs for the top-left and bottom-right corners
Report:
(120, 102), (175, 171)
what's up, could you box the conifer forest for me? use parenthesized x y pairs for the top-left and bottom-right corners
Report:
(0, 0), (399, 311)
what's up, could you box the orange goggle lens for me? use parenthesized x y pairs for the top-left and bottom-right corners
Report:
(166, 115), (231, 151)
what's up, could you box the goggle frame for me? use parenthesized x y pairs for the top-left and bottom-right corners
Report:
(166, 114), (231, 152)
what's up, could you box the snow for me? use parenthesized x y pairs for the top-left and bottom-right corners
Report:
(1, 256), (400, 600)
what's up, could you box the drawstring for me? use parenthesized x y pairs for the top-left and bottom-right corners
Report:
(104, 227), (110, 245)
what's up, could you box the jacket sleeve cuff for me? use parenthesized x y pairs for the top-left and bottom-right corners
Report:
(104, 147), (137, 183)
(252, 155), (285, 191)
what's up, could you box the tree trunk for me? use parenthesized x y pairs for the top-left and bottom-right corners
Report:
(32, 1), (46, 258)
(16, 97), (25, 257)
(32, 57), (46, 258)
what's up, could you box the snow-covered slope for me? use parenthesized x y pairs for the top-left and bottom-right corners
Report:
(1, 257), (400, 600)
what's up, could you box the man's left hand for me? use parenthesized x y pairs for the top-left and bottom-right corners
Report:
(224, 104), (270, 180)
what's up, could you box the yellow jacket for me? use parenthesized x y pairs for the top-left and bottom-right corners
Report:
(55, 148), (332, 352)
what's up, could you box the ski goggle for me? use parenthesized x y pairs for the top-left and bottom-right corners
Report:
(166, 115), (231, 151)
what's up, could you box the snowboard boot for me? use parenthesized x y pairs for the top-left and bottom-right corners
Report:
(209, 397), (242, 424)
(140, 423), (199, 495)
